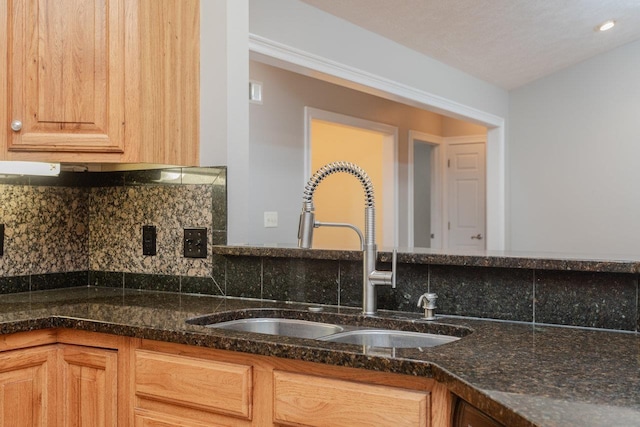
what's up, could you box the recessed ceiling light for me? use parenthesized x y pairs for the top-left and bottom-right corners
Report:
(596, 20), (616, 32)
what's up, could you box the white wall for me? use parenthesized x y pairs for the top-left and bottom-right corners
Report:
(248, 0), (508, 120)
(509, 39), (640, 256)
(202, 0), (507, 245)
(200, 0), (250, 243)
(248, 61), (485, 246)
(236, 0), (508, 246)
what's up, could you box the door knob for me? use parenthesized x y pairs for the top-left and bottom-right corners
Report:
(471, 234), (483, 240)
(10, 120), (22, 132)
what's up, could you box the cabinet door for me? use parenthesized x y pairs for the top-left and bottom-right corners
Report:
(57, 344), (118, 427)
(0, 346), (57, 427)
(453, 400), (504, 427)
(6, 0), (125, 155)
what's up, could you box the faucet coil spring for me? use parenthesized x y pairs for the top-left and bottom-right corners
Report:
(302, 161), (375, 208)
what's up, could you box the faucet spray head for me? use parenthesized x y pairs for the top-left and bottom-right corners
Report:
(298, 203), (315, 249)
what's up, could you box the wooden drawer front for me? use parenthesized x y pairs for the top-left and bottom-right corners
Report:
(135, 350), (253, 420)
(273, 371), (429, 427)
(134, 410), (231, 427)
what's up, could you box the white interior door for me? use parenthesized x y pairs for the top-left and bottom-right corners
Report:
(447, 142), (486, 250)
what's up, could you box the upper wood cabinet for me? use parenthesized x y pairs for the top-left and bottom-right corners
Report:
(0, 0), (200, 165)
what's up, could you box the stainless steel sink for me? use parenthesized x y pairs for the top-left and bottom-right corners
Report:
(319, 329), (460, 348)
(188, 309), (469, 350)
(206, 318), (345, 339)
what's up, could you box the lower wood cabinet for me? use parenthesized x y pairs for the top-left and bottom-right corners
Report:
(0, 345), (57, 426)
(133, 339), (449, 427)
(133, 411), (215, 427)
(453, 399), (505, 427)
(57, 344), (118, 426)
(0, 329), (462, 426)
(273, 370), (429, 427)
(0, 330), (127, 427)
(134, 349), (253, 422)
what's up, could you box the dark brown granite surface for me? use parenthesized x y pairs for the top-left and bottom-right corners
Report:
(214, 245), (640, 273)
(0, 287), (637, 427)
(213, 247), (640, 332)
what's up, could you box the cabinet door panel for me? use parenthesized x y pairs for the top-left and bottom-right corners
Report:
(58, 344), (118, 427)
(454, 400), (504, 427)
(0, 346), (57, 427)
(7, 0), (125, 153)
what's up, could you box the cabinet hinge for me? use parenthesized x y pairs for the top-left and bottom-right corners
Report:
(448, 222), (451, 230)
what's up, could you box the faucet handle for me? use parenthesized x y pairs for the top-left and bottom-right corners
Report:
(370, 249), (397, 288)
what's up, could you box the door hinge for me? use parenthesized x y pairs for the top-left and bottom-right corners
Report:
(448, 221), (450, 230)
(447, 159), (450, 168)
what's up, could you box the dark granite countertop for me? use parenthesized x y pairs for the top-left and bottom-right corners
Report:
(214, 245), (640, 273)
(1, 287), (638, 427)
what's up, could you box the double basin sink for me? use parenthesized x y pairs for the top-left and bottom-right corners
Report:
(187, 309), (469, 350)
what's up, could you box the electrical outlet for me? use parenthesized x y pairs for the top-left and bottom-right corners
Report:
(0, 224), (4, 256)
(142, 225), (157, 256)
(184, 228), (207, 258)
(264, 211), (278, 228)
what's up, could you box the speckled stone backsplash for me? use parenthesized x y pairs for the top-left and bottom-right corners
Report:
(0, 183), (88, 277)
(0, 167), (226, 294)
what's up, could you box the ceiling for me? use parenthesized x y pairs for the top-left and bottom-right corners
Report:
(299, 0), (640, 89)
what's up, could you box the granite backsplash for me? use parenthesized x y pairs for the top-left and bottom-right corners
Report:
(0, 167), (226, 294)
(1, 168), (638, 333)
(216, 253), (639, 332)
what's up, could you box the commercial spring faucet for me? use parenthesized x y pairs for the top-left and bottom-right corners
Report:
(297, 161), (396, 316)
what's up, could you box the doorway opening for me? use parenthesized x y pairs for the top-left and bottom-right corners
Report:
(305, 108), (398, 250)
(408, 131), (443, 249)
(408, 132), (486, 250)
(249, 36), (505, 250)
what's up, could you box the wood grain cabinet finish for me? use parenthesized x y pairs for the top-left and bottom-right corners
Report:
(134, 349), (253, 421)
(0, 330), (127, 427)
(0, 346), (57, 427)
(0, 331), (461, 427)
(57, 345), (119, 427)
(273, 370), (429, 427)
(0, 0), (200, 165)
(6, 0), (126, 155)
(134, 411), (219, 427)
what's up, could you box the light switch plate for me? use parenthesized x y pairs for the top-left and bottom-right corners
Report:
(142, 225), (157, 256)
(249, 80), (263, 104)
(264, 211), (278, 228)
